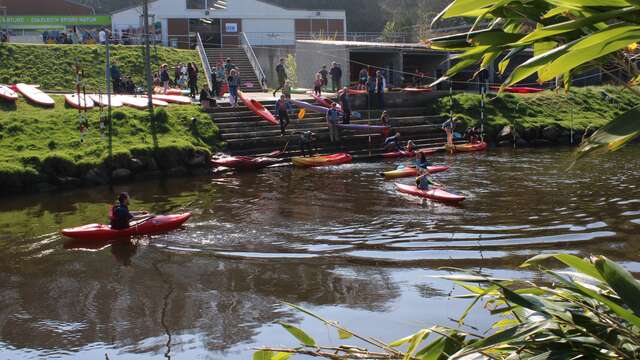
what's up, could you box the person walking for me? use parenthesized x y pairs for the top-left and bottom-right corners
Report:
(366, 72), (377, 109)
(224, 58), (236, 78)
(210, 66), (218, 98)
(326, 103), (340, 143)
(376, 70), (386, 110)
(228, 69), (241, 107)
(330, 62), (342, 92)
(313, 73), (323, 96)
(188, 62), (199, 99)
(338, 87), (351, 125)
(275, 95), (292, 136)
(273, 58), (287, 97)
(319, 65), (329, 89)
(160, 64), (170, 94)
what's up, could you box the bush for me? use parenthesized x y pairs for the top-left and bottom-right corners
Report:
(41, 154), (77, 177)
(0, 163), (38, 192)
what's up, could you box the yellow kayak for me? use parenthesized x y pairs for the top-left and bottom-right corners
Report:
(445, 142), (488, 153)
(382, 165), (449, 179)
(292, 153), (353, 167)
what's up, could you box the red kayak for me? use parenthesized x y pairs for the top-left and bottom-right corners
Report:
(0, 85), (18, 102)
(292, 153), (352, 167)
(382, 165), (449, 179)
(61, 213), (192, 241)
(382, 150), (415, 159)
(15, 83), (55, 107)
(211, 156), (281, 170)
(445, 142), (488, 153)
(490, 86), (544, 94)
(65, 93), (95, 110)
(396, 183), (465, 203)
(310, 93), (342, 111)
(345, 88), (367, 95)
(238, 91), (278, 125)
(402, 87), (433, 93)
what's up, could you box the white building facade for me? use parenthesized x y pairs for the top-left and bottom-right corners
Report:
(111, 0), (347, 49)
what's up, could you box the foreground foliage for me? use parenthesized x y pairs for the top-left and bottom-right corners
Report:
(256, 254), (640, 359)
(427, 0), (640, 156)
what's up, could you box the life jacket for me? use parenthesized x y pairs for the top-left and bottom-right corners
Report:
(109, 204), (130, 230)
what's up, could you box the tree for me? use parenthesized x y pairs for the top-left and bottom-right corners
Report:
(427, 0), (640, 157)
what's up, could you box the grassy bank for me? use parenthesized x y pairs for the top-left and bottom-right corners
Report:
(0, 97), (219, 193)
(0, 43), (206, 91)
(429, 86), (637, 138)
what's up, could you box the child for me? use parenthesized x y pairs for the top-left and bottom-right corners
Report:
(313, 73), (323, 96)
(283, 80), (292, 99)
(380, 111), (390, 126)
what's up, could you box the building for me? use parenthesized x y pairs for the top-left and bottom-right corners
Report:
(0, 0), (110, 43)
(111, 0), (347, 49)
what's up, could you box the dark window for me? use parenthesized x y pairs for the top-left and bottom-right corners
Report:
(187, 0), (205, 9)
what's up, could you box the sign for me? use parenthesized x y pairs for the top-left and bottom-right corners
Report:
(0, 15), (112, 28)
(225, 23), (238, 33)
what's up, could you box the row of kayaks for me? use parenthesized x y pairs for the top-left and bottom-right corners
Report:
(0, 83), (193, 109)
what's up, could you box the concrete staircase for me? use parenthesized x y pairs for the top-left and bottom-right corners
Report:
(204, 47), (262, 92)
(207, 96), (458, 159)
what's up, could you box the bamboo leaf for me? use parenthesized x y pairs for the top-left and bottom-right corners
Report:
(521, 254), (605, 281)
(337, 328), (353, 340)
(572, 282), (640, 328)
(253, 350), (274, 360)
(577, 105), (640, 157)
(594, 256), (640, 316)
(415, 337), (446, 360)
(404, 329), (430, 360)
(451, 321), (549, 357)
(272, 353), (293, 360)
(502, 42), (571, 88)
(278, 322), (316, 347)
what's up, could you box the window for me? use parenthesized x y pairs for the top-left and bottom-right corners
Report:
(187, 0), (205, 9)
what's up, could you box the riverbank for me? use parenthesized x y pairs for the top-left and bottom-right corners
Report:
(0, 43), (205, 91)
(0, 96), (219, 195)
(429, 86), (637, 146)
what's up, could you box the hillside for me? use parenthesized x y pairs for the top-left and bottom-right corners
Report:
(0, 43), (204, 92)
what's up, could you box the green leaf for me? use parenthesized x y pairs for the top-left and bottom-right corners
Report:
(502, 41), (571, 88)
(390, 333), (415, 347)
(451, 321), (549, 358)
(404, 329), (430, 360)
(594, 256), (640, 316)
(272, 353), (293, 360)
(577, 105), (640, 157)
(522, 254), (605, 282)
(415, 337), (446, 360)
(441, 0), (497, 19)
(278, 322), (316, 347)
(253, 350), (274, 360)
(337, 328), (353, 340)
(572, 281), (640, 328)
(546, 0), (634, 9)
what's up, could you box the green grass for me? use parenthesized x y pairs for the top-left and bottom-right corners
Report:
(0, 96), (219, 190)
(0, 43), (206, 91)
(429, 85), (637, 133)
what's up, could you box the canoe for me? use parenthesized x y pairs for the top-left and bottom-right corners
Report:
(64, 93), (95, 110)
(382, 165), (449, 179)
(310, 93), (342, 110)
(445, 142), (488, 153)
(0, 85), (18, 102)
(338, 123), (390, 135)
(211, 156), (281, 170)
(15, 83), (55, 107)
(153, 94), (192, 105)
(61, 213), (192, 241)
(89, 94), (124, 108)
(238, 91), (278, 125)
(382, 150), (415, 159)
(490, 86), (544, 94)
(292, 153), (352, 167)
(396, 183), (465, 203)
(402, 87), (433, 93)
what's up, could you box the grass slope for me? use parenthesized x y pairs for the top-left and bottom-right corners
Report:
(0, 97), (218, 189)
(430, 86), (637, 134)
(0, 43), (206, 91)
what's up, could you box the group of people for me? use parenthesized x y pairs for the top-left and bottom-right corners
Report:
(312, 62), (344, 95)
(358, 68), (388, 109)
(155, 62), (199, 98)
(0, 31), (8, 43)
(109, 62), (137, 94)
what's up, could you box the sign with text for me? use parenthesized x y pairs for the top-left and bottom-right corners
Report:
(0, 16), (112, 28)
(225, 23), (238, 33)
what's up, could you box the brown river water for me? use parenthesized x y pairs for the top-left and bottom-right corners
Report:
(0, 147), (639, 359)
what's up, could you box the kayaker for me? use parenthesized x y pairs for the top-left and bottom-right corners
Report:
(442, 118), (455, 146)
(414, 151), (432, 169)
(319, 65), (329, 89)
(466, 126), (481, 143)
(338, 87), (351, 125)
(326, 103), (340, 143)
(299, 130), (317, 157)
(275, 95), (293, 136)
(383, 132), (402, 151)
(416, 171), (437, 191)
(110, 192), (148, 230)
(273, 58), (288, 97)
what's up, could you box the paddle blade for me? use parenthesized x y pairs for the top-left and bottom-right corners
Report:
(298, 108), (306, 120)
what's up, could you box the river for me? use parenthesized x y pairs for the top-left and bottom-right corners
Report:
(0, 147), (639, 359)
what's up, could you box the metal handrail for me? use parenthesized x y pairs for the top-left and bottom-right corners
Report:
(240, 32), (267, 90)
(196, 32), (213, 91)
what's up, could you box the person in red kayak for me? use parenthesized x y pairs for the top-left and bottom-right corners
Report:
(110, 192), (148, 230)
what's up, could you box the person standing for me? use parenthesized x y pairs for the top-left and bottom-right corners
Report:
(160, 64), (170, 94)
(228, 69), (241, 107)
(99, 29), (106, 45)
(275, 95), (292, 136)
(110, 62), (122, 94)
(319, 65), (329, 89)
(338, 87), (351, 125)
(174, 64), (182, 87)
(273, 58), (287, 97)
(366, 72), (377, 109)
(298, 131), (316, 157)
(188, 62), (199, 99)
(326, 103), (340, 143)
(224, 58), (236, 78)
(376, 70), (386, 110)
(313, 73), (323, 96)
(210, 66), (218, 98)
(330, 62), (342, 92)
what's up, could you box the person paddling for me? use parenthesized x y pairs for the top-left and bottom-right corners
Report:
(383, 132), (402, 151)
(110, 192), (148, 230)
(414, 151), (432, 169)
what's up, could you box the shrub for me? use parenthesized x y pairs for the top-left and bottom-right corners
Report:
(41, 154), (77, 177)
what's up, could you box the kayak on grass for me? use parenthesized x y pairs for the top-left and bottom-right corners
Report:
(61, 213), (192, 241)
(395, 183), (465, 203)
(211, 155), (282, 170)
(445, 142), (488, 153)
(238, 91), (278, 125)
(89, 94), (124, 108)
(65, 93), (95, 110)
(0, 85), (19, 102)
(152, 94), (193, 105)
(292, 153), (352, 167)
(382, 165), (449, 179)
(15, 83), (55, 107)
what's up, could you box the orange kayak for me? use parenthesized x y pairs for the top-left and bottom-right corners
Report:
(382, 165), (449, 179)
(238, 91), (277, 125)
(445, 142), (488, 153)
(292, 153), (352, 167)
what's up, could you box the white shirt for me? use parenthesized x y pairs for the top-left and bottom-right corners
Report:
(99, 30), (106, 43)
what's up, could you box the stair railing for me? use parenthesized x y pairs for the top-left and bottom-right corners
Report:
(240, 32), (267, 91)
(196, 32), (213, 91)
